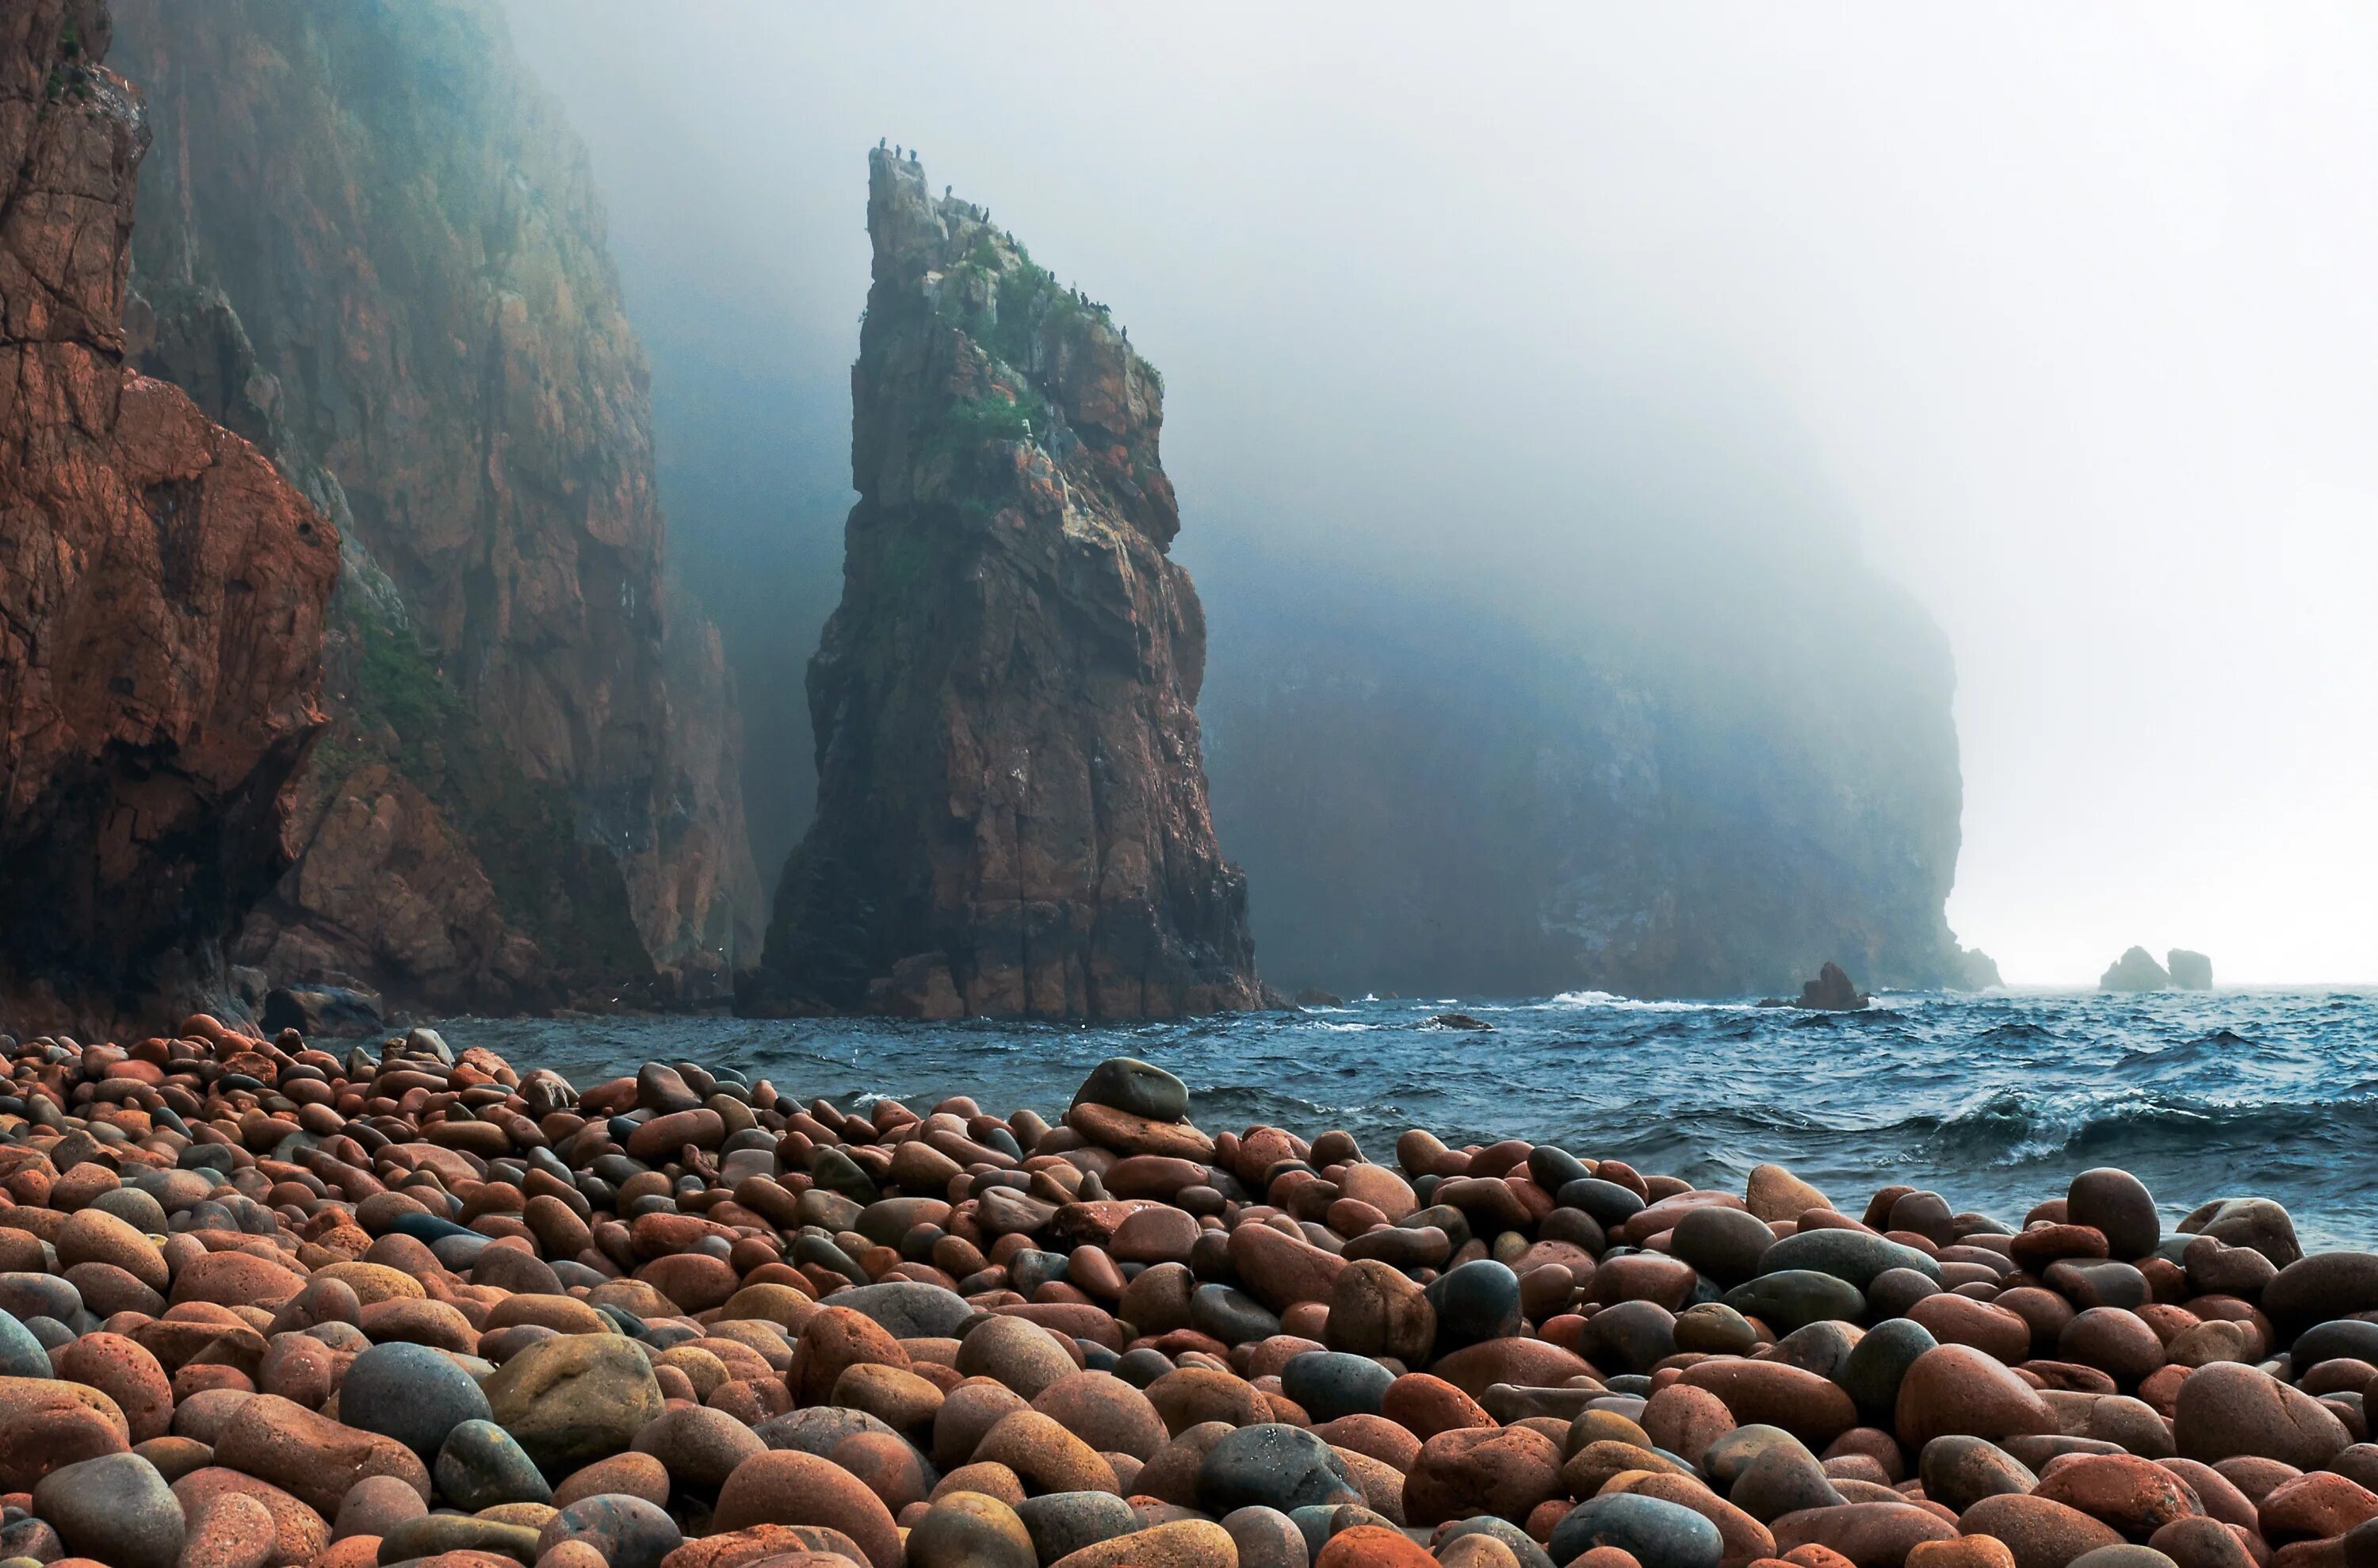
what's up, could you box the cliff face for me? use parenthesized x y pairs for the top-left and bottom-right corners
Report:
(1200, 565), (1995, 1000)
(109, 0), (762, 1004)
(747, 152), (1260, 1019)
(0, 0), (338, 1030)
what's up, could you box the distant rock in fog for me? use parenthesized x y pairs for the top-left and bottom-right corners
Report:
(1948, 947), (2005, 991)
(2101, 946), (2171, 992)
(2168, 948), (2213, 990)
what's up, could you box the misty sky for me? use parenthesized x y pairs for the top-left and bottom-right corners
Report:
(507, 2), (2378, 985)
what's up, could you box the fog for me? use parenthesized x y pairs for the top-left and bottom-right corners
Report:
(506, 2), (2378, 985)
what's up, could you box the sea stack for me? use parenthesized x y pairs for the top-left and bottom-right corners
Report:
(745, 151), (1260, 1019)
(2168, 947), (2213, 990)
(2101, 945), (2171, 992)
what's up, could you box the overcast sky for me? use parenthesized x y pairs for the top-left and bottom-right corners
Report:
(507, 2), (2378, 985)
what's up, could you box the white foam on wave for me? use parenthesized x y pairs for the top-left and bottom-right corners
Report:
(1539, 989), (1744, 1012)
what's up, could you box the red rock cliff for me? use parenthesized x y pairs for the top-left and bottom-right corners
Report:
(746, 151), (1260, 1019)
(0, 0), (338, 1031)
(109, 0), (762, 1005)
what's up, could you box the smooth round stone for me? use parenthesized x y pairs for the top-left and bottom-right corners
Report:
(1225, 1505), (1311, 1568)
(1073, 1058), (1190, 1122)
(0, 1272), (80, 1322)
(1198, 1424), (1362, 1516)
(1547, 1492), (1724, 1568)
(2145, 1516), (2258, 1568)
(1673, 1304), (1759, 1358)
(381, 1513), (544, 1563)
(1437, 1516), (1557, 1568)
(1585, 1301), (1678, 1375)
(1326, 1261), (1436, 1366)
(631, 1404), (769, 1491)
(908, 1491), (1038, 1568)
(827, 1281), (976, 1340)
(2067, 1170), (2161, 1260)
(1191, 1283), (1283, 1348)
(1760, 1230), (1944, 1288)
(0, 1519), (64, 1562)
(435, 1418), (552, 1510)
(1917, 1436), (2040, 1513)
(2292, 1320), (2378, 1370)
(1868, 1267), (1944, 1318)
(31, 1452), (185, 1568)
(2265, 1253), (2378, 1343)
(2181, 1199), (2299, 1268)
(0, 1310), (48, 1379)
(1528, 1147), (1595, 1194)
(339, 1340), (491, 1459)
(1017, 1490), (1141, 1563)
(1839, 1318), (1940, 1424)
(1404, 1425), (1564, 1527)
(1671, 1207), (1778, 1287)
(764, 1406), (909, 1465)
(1959, 1493), (2124, 1568)
(1425, 1260), (1522, 1355)
(1767, 1320), (1861, 1380)
(2173, 1361), (2352, 1467)
(1031, 1373), (1167, 1464)
(1895, 1345), (2059, 1448)
(958, 1314), (1081, 1399)
(535, 1493), (685, 1568)
(1282, 1352), (1395, 1423)
(334, 1471), (429, 1539)
(2051, 1262), (2151, 1312)
(712, 1448), (904, 1566)
(2069, 1550), (2178, 1568)
(1559, 1180), (1648, 1230)
(93, 1187), (170, 1234)
(1724, 1270), (1868, 1332)
(1729, 1440), (1846, 1523)
(178, 1486), (277, 1568)
(1703, 1425), (1803, 1487)
(1115, 1348), (1176, 1390)
(484, 1333), (667, 1472)
(1290, 1505), (1398, 1562)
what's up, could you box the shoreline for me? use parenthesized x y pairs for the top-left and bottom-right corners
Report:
(0, 1014), (2363, 1568)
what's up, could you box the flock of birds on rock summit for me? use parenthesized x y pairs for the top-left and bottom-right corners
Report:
(0, 1019), (2368, 1568)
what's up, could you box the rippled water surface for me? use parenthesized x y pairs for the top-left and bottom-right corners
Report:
(437, 989), (2378, 1249)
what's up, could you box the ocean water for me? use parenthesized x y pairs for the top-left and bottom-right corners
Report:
(435, 988), (2378, 1252)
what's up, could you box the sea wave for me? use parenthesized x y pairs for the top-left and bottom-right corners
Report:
(439, 985), (2378, 1249)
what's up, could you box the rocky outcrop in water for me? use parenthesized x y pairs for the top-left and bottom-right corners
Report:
(1759, 960), (1871, 1011)
(0, 0), (338, 1032)
(747, 152), (1260, 1019)
(108, 0), (762, 1007)
(2101, 945), (2171, 992)
(2168, 947), (2212, 990)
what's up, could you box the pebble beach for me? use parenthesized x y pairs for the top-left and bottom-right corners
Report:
(0, 1015), (2370, 1568)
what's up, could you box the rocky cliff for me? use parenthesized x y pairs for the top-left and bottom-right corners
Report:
(109, 0), (762, 1006)
(1199, 562), (1998, 1000)
(746, 151), (1260, 1019)
(0, 0), (338, 1031)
